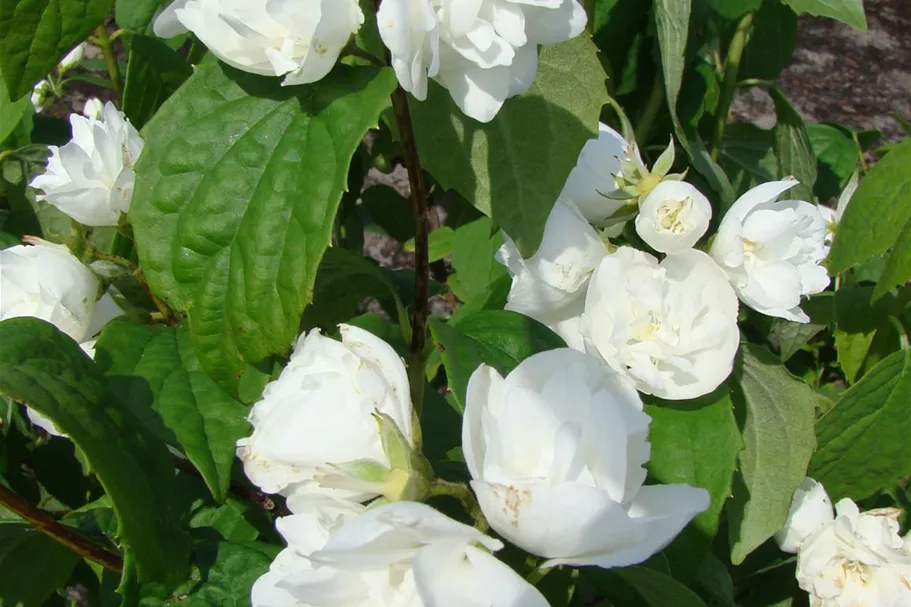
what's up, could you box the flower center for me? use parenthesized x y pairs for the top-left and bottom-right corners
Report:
(657, 198), (690, 234)
(743, 238), (759, 254)
(840, 559), (873, 587)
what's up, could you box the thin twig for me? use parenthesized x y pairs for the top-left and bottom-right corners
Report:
(429, 480), (489, 532)
(0, 483), (123, 574)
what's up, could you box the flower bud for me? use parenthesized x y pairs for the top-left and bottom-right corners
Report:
(635, 180), (712, 254)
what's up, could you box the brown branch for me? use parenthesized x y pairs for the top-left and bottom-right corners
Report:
(0, 483), (123, 574)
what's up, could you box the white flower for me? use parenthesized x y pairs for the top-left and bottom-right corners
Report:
(254, 500), (549, 607)
(558, 123), (639, 223)
(775, 478), (834, 554)
(1, 241), (123, 437)
(82, 97), (104, 119)
(777, 479), (911, 607)
(30, 79), (52, 114)
(634, 181), (712, 254)
(154, 0), (363, 86)
(710, 179), (830, 323)
(377, 0), (586, 123)
(496, 201), (607, 349)
(581, 247), (740, 400)
(463, 348), (710, 569)
(59, 43), (86, 74)
(30, 102), (144, 227)
(237, 325), (416, 509)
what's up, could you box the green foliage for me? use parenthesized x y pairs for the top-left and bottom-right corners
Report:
(829, 139), (911, 294)
(0, 0), (112, 99)
(94, 319), (249, 502)
(769, 88), (817, 201)
(0, 318), (190, 584)
(781, 0), (867, 30)
(811, 350), (911, 500)
(130, 57), (396, 390)
(0, 67), (28, 143)
(122, 34), (192, 128)
(114, 0), (162, 32)
(728, 344), (817, 565)
(409, 35), (607, 255)
(646, 388), (743, 540)
(0, 521), (80, 607)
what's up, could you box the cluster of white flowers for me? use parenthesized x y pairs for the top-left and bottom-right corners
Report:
(497, 122), (834, 399)
(376, 0), (586, 122)
(30, 101), (144, 227)
(153, 0), (586, 123)
(239, 324), (710, 606)
(776, 479), (911, 606)
(0, 240), (123, 435)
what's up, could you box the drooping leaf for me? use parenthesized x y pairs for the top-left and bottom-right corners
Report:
(728, 344), (817, 564)
(769, 87), (817, 201)
(646, 387), (742, 541)
(833, 286), (907, 383)
(781, 0), (866, 30)
(122, 34), (192, 129)
(807, 123), (858, 201)
(740, 1), (798, 81)
(654, 0), (735, 205)
(429, 311), (566, 411)
(130, 57), (396, 390)
(0, 317), (190, 584)
(361, 184), (415, 242)
(810, 350), (911, 500)
(0, 0), (113, 99)
(719, 123), (777, 194)
(94, 320), (249, 503)
(409, 35), (607, 255)
(0, 521), (80, 607)
(829, 138), (911, 275)
(707, 0), (762, 19)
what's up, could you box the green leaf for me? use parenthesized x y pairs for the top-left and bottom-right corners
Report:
(409, 35), (607, 255)
(300, 246), (404, 331)
(646, 388), (742, 540)
(0, 0), (113, 100)
(115, 0), (162, 32)
(780, 0), (866, 30)
(719, 123), (777, 193)
(0, 521), (80, 607)
(875, 219), (911, 302)
(832, 286), (907, 383)
(728, 344), (817, 565)
(449, 216), (507, 304)
(613, 566), (708, 607)
(0, 317), (190, 583)
(404, 226), (454, 263)
(654, 0), (735, 205)
(428, 310), (566, 411)
(829, 138), (911, 274)
(771, 292), (834, 361)
(122, 34), (192, 129)
(769, 88), (817, 201)
(94, 320), (249, 503)
(0, 67), (28, 143)
(141, 541), (278, 607)
(361, 184), (414, 242)
(741, 1), (798, 81)
(807, 124), (857, 200)
(810, 350), (911, 500)
(130, 58), (396, 390)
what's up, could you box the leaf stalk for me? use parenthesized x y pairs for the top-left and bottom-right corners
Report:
(709, 11), (755, 161)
